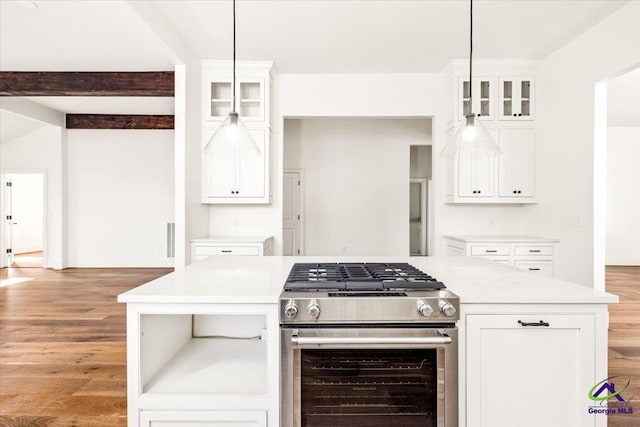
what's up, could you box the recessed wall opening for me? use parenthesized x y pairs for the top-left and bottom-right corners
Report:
(1, 172), (45, 268)
(593, 65), (640, 291)
(283, 117), (432, 256)
(604, 68), (640, 273)
(410, 145), (432, 256)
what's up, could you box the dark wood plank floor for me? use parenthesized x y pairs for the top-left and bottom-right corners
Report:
(0, 267), (171, 427)
(0, 266), (638, 426)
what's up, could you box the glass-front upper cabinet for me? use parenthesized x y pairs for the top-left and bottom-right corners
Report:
(499, 77), (535, 120)
(202, 61), (273, 126)
(207, 80), (265, 123)
(459, 77), (494, 121)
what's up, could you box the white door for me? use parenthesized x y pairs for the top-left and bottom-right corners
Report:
(3, 176), (14, 267)
(283, 171), (302, 255)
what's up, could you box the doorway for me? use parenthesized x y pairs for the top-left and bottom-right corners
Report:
(1, 172), (45, 268)
(283, 169), (303, 256)
(410, 146), (432, 256)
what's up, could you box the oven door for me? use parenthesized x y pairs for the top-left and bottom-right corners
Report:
(281, 327), (458, 427)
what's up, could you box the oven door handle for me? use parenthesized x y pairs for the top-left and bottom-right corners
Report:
(291, 335), (452, 345)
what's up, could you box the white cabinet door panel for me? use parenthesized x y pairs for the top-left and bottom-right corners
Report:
(237, 129), (266, 198)
(141, 410), (266, 427)
(466, 314), (595, 427)
(498, 128), (535, 197)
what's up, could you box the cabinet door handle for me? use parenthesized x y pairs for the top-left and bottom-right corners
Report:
(221, 250), (232, 253)
(529, 250), (541, 253)
(485, 250), (498, 253)
(518, 320), (549, 327)
(528, 268), (541, 271)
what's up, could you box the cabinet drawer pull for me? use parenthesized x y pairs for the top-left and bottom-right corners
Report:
(485, 250), (498, 253)
(221, 250), (233, 253)
(528, 268), (541, 271)
(529, 249), (541, 253)
(518, 320), (549, 327)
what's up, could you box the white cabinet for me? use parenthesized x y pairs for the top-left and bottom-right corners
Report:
(141, 411), (266, 427)
(499, 77), (534, 120)
(444, 236), (558, 276)
(201, 127), (270, 204)
(498, 128), (535, 197)
(458, 77), (495, 121)
(445, 63), (538, 204)
(125, 303), (280, 427)
(464, 312), (597, 427)
(458, 151), (495, 198)
(202, 61), (272, 126)
(201, 61), (273, 205)
(190, 235), (273, 263)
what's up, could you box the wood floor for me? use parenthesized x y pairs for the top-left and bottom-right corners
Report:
(0, 267), (172, 427)
(0, 266), (638, 426)
(606, 266), (640, 427)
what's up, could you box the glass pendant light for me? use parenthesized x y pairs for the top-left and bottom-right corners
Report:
(204, 0), (261, 158)
(440, 0), (501, 159)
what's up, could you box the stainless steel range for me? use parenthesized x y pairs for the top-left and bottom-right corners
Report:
(280, 262), (459, 427)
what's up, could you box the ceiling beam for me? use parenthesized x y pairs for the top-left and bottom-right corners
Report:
(0, 72), (174, 96)
(66, 114), (174, 130)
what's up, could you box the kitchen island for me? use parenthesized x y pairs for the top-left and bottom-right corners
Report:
(118, 256), (617, 427)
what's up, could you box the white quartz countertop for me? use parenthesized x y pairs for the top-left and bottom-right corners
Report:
(444, 235), (559, 243)
(191, 235), (273, 243)
(118, 256), (617, 305)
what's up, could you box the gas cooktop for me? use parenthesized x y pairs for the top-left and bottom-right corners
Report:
(283, 262), (445, 292)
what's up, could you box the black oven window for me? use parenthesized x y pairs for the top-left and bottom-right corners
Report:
(301, 349), (438, 427)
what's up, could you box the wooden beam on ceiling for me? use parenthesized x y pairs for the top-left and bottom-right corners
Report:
(66, 114), (174, 130)
(0, 72), (174, 96)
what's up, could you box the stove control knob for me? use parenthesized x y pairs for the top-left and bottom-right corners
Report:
(307, 299), (321, 319)
(285, 299), (298, 319)
(439, 299), (457, 317)
(417, 299), (433, 317)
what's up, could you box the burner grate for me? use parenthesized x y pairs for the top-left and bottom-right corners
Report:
(284, 263), (445, 291)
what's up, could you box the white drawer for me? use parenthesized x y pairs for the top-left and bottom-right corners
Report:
(514, 260), (554, 276)
(195, 245), (260, 256)
(514, 246), (554, 256)
(470, 245), (510, 256)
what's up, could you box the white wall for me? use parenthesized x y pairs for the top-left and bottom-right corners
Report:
(1, 125), (64, 268)
(67, 130), (174, 267)
(522, 1), (640, 287)
(284, 117), (429, 256)
(606, 126), (640, 265)
(207, 72), (525, 255)
(8, 173), (44, 254)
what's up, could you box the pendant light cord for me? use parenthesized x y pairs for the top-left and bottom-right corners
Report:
(469, 0), (473, 106)
(232, 0), (237, 112)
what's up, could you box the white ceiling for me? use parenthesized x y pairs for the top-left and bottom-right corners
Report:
(608, 67), (640, 127)
(154, 0), (628, 73)
(0, 0), (632, 123)
(0, 0), (176, 71)
(0, 0), (629, 74)
(0, 109), (47, 143)
(24, 97), (175, 115)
